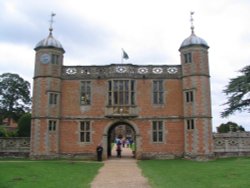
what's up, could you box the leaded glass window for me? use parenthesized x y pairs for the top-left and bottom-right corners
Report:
(152, 121), (164, 143)
(49, 93), (58, 105)
(185, 90), (194, 102)
(153, 80), (164, 104)
(187, 119), (195, 130)
(48, 120), (56, 131)
(80, 81), (91, 105)
(108, 80), (135, 106)
(80, 121), (91, 143)
(184, 52), (192, 63)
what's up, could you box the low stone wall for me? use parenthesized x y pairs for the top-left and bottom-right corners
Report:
(140, 152), (183, 160)
(214, 132), (250, 158)
(0, 137), (30, 158)
(1, 132), (250, 159)
(30, 153), (96, 160)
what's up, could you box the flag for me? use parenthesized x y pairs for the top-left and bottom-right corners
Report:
(122, 49), (129, 60)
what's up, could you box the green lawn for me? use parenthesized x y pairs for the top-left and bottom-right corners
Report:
(1, 158), (250, 188)
(0, 160), (103, 188)
(138, 157), (250, 188)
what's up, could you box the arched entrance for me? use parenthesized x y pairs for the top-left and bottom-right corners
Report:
(107, 121), (136, 158)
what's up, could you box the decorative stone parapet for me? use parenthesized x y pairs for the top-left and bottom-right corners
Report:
(62, 64), (182, 80)
(213, 132), (250, 158)
(0, 137), (30, 158)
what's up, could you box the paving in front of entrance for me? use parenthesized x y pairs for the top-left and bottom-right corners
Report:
(91, 146), (151, 188)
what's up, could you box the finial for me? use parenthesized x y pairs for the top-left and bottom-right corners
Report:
(49, 12), (56, 35)
(190, 11), (195, 34)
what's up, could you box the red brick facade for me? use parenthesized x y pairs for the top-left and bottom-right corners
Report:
(30, 31), (214, 160)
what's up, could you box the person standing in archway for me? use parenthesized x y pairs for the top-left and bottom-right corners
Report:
(116, 139), (122, 158)
(96, 143), (103, 161)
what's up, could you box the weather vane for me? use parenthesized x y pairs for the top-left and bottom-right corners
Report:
(190, 11), (195, 34)
(49, 12), (56, 34)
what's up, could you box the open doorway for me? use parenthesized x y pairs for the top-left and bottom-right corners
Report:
(107, 122), (136, 159)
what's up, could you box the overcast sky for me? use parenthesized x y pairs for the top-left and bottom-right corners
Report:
(0, 0), (249, 131)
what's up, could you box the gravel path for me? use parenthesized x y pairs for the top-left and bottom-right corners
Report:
(91, 147), (151, 188)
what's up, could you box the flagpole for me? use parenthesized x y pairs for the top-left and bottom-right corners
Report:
(121, 49), (123, 64)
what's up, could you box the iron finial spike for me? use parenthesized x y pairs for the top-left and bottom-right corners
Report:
(190, 11), (195, 34)
(49, 12), (56, 35)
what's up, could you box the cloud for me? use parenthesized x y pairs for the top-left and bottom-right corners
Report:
(0, 43), (34, 84)
(0, 0), (249, 131)
(0, 1), (50, 45)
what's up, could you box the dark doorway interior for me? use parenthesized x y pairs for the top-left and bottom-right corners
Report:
(107, 122), (136, 158)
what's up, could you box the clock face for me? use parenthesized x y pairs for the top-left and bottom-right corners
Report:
(40, 53), (51, 64)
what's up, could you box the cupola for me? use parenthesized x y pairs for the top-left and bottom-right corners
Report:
(179, 12), (209, 50)
(34, 13), (65, 53)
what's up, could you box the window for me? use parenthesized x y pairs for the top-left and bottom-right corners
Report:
(80, 81), (91, 105)
(49, 93), (58, 105)
(108, 80), (135, 106)
(152, 121), (164, 142)
(185, 90), (194, 102)
(184, 53), (192, 63)
(80, 121), (91, 143)
(51, 54), (59, 64)
(153, 80), (164, 104)
(186, 119), (195, 130)
(48, 120), (56, 131)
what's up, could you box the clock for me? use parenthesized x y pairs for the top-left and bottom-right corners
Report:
(40, 53), (51, 64)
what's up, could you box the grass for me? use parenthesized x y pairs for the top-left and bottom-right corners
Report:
(138, 157), (250, 188)
(0, 160), (103, 188)
(1, 158), (250, 188)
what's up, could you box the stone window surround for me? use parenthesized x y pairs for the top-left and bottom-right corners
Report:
(184, 52), (192, 63)
(185, 90), (194, 103)
(80, 81), (91, 105)
(186, 119), (195, 130)
(152, 80), (164, 105)
(151, 120), (165, 143)
(108, 79), (135, 106)
(48, 92), (58, 105)
(48, 120), (57, 132)
(79, 121), (92, 143)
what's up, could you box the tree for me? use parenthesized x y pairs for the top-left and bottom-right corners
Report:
(217, 121), (245, 133)
(221, 65), (250, 117)
(0, 73), (31, 124)
(17, 113), (31, 137)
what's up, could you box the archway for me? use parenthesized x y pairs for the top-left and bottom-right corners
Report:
(107, 121), (136, 159)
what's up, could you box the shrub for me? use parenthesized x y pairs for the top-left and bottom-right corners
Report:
(17, 113), (31, 137)
(0, 126), (7, 137)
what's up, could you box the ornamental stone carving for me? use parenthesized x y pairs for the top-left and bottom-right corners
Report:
(167, 67), (178, 74)
(66, 68), (77, 75)
(62, 64), (181, 79)
(137, 67), (148, 74)
(152, 67), (163, 74)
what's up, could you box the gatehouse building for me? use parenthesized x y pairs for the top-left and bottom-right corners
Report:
(30, 15), (213, 160)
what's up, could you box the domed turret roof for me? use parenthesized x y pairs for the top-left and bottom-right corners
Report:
(180, 33), (209, 49)
(34, 30), (64, 52)
(34, 13), (64, 52)
(179, 12), (209, 50)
